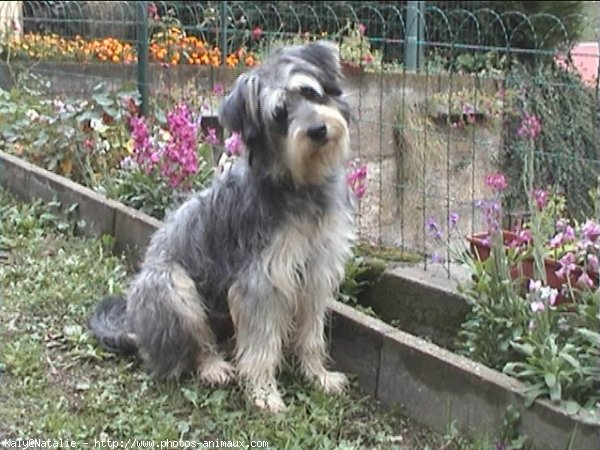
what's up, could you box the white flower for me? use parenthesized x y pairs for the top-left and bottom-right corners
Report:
(528, 279), (542, 292)
(25, 108), (40, 121)
(539, 286), (559, 306)
(531, 301), (545, 313)
(90, 117), (108, 133)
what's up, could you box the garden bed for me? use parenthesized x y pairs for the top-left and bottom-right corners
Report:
(1, 187), (449, 448)
(2, 150), (599, 449)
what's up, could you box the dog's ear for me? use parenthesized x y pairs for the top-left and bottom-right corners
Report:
(218, 73), (262, 147)
(302, 40), (344, 97)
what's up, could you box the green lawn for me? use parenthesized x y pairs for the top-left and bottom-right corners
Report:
(0, 188), (507, 449)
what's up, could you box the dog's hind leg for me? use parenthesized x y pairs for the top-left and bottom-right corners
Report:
(292, 296), (348, 395)
(228, 282), (289, 413)
(128, 263), (234, 385)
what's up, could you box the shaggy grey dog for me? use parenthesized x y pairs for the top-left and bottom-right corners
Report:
(89, 40), (355, 413)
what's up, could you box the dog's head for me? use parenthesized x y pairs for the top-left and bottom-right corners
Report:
(218, 40), (352, 186)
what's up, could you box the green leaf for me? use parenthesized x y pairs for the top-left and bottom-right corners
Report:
(560, 352), (580, 369)
(549, 380), (562, 402)
(563, 400), (580, 415)
(180, 387), (198, 407)
(510, 342), (534, 356)
(207, 389), (228, 407)
(576, 328), (600, 348)
(544, 372), (556, 388)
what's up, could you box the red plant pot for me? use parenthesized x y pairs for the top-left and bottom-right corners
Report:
(466, 230), (523, 261)
(466, 231), (598, 305)
(466, 230), (534, 281)
(543, 257), (598, 304)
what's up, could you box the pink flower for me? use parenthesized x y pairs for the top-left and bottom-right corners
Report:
(587, 254), (599, 272)
(485, 173), (508, 192)
(205, 127), (220, 146)
(358, 23), (367, 36)
(531, 301), (545, 312)
(533, 189), (548, 210)
(582, 220), (600, 242)
(517, 228), (532, 246)
(347, 161), (368, 200)
(225, 132), (244, 156)
(212, 83), (224, 96)
(577, 271), (595, 288)
(556, 252), (577, 279)
(252, 27), (263, 40)
(517, 113), (541, 140)
(148, 3), (160, 21)
(564, 225), (576, 242)
(363, 54), (374, 64)
(529, 279), (542, 292)
(549, 225), (576, 249)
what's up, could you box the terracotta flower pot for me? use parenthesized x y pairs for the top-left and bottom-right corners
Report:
(466, 230), (534, 280)
(466, 231), (598, 305)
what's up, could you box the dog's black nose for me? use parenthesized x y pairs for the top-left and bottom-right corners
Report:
(307, 124), (327, 141)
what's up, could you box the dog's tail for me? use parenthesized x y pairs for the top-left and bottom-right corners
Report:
(88, 295), (138, 356)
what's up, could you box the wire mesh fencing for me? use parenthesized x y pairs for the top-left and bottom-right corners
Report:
(1, 1), (600, 276)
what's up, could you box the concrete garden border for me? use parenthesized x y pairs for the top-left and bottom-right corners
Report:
(1, 149), (599, 450)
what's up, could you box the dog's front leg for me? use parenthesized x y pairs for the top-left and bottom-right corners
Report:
(293, 297), (348, 394)
(228, 283), (288, 413)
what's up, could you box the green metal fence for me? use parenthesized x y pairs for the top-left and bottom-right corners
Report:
(1, 1), (600, 274)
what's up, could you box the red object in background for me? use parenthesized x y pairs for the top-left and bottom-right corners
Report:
(466, 231), (597, 305)
(556, 42), (599, 87)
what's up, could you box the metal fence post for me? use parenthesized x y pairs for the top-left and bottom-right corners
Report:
(136, 0), (149, 117)
(405, 1), (425, 72)
(220, 1), (227, 67)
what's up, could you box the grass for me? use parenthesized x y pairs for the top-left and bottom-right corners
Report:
(0, 188), (512, 449)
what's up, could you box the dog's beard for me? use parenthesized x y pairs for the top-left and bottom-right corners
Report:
(284, 104), (350, 185)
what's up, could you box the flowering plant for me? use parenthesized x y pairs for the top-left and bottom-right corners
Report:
(109, 102), (218, 219)
(335, 20), (382, 70)
(425, 174), (600, 414)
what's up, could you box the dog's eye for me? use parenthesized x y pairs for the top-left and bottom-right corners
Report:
(300, 86), (323, 102)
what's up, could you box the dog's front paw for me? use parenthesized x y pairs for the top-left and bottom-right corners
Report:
(251, 383), (287, 414)
(315, 370), (348, 394)
(199, 356), (236, 386)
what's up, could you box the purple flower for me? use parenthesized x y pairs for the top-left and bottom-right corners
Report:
(449, 212), (459, 227)
(577, 271), (594, 288)
(225, 132), (244, 156)
(564, 225), (576, 242)
(556, 252), (577, 279)
(205, 127), (220, 146)
(549, 226), (575, 249)
(517, 113), (541, 139)
(426, 218), (442, 240)
(582, 220), (600, 242)
(477, 199), (502, 233)
(430, 253), (444, 264)
(587, 254), (599, 272)
(212, 83), (224, 96)
(533, 189), (548, 210)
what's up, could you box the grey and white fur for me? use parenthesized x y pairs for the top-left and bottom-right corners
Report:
(88, 40), (356, 413)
